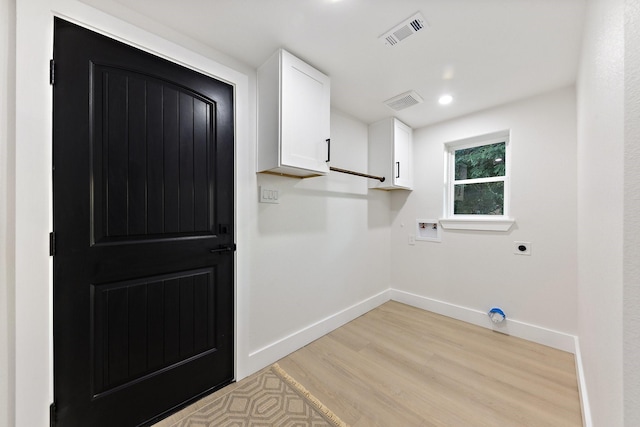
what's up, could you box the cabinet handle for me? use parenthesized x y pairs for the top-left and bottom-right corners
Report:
(326, 139), (331, 162)
(396, 161), (400, 179)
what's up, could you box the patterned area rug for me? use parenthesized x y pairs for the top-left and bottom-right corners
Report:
(170, 364), (348, 427)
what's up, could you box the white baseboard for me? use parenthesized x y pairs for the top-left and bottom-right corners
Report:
(389, 290), (591, 426)
(242, 289), (391, 376)
(573, 336), (593, 427)
(242, 288), (578, 375)
(389, 288), (577, 354)
(241, 287), (590, 425)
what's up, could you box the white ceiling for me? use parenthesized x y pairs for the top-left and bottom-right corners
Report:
(80, 0), (586, 129)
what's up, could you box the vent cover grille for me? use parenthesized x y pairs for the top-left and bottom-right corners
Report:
(384, 90), (424, 111)
(379, 12), (427, 47)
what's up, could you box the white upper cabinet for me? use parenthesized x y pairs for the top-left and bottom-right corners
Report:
(368, 117), (413, 190)
(257, 49), (331, 177)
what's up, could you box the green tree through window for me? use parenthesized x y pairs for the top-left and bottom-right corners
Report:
(452, 141), (506, 215)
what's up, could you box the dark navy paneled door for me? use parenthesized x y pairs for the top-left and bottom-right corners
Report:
(52, 18), (234, 427)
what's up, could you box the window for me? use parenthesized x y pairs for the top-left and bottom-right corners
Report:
(440, 131), (514, 231)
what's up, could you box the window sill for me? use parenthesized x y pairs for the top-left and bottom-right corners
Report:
(439, 217), (515, 232)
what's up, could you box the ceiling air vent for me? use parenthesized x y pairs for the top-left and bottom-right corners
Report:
(384, 90), (424, 111)
(379, 12), (427, 47)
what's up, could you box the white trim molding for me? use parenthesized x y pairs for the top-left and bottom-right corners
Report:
(227, 286), (591, 425)
(389, 288), (577, 353)
(441, 130), (514, 231)
(16, 2), (252, 425)
(439, 217), (515, 231)
(574, 336), (593, 427)
(248, 287), (582, 374)
(245, 290), (390, 375)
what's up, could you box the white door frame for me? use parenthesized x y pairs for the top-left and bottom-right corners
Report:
(14, 1), (251, 425)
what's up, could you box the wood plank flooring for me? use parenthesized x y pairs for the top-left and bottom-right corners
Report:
(276, 301), (583, 427)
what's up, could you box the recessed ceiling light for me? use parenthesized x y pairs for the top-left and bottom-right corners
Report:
(438, 94), (453, 105)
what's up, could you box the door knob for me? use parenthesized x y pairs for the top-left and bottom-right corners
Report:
(209, 244), (236, 254)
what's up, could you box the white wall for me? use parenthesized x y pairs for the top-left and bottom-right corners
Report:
(577, 0), (625, 425)
(624, 0), (640, 425)
(13, 1), (639, 426)
(247, 110), (391, 370)
(390, 87), (578, 343)
(11, 1), (392, 425)
(0, 0), (16, 426)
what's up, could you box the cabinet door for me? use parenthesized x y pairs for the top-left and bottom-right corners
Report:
(393, 120), (412, 188)
(280, 51), (330, 174)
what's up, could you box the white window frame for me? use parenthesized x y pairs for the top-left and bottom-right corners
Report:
(439, 131), (515, 231)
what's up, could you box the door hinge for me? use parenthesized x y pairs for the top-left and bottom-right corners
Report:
(49, 59), (55, 85)
(49, 232), (56, 256)
(50, 402), (56, 427)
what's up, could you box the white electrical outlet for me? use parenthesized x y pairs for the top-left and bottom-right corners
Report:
(259, 186), (280, 204)
(408, 234), (415, 245)
(514, 241), (531, 255)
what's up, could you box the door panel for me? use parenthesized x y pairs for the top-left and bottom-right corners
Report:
(91, 64), (216, 243)
(91, 267), (217, 397)
(53, 18), (234, 427)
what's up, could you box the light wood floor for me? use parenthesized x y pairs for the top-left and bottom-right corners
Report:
(277, 301), (583, 427)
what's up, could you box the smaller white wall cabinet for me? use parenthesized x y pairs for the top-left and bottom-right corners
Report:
(257, 49), (331, 177)
(368, 117), (413, 190)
